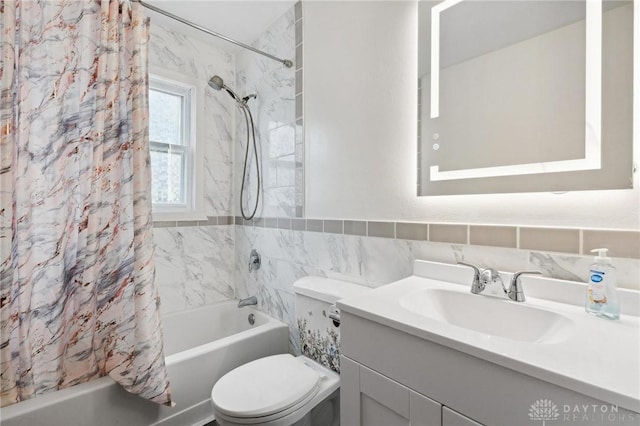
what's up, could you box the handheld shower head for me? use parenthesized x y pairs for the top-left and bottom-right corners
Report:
(208, 75), (224, 91)
(207, 74), (261, 221)
(208, 75), (242, 103)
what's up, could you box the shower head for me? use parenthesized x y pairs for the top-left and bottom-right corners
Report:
(208, 75), (242, 103)
(208, 75), (224, 91)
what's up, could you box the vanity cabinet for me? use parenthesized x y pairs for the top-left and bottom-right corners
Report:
(339, 311), (640, 426)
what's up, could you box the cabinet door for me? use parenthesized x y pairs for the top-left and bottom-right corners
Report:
(359, 363), (410, 426)
(442, 406), (483, 426)
(340, 356), (441, 426)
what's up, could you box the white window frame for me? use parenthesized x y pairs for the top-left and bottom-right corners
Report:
(149, 70), (205, 221)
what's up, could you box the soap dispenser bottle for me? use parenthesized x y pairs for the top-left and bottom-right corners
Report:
(585, 248), (619, 320)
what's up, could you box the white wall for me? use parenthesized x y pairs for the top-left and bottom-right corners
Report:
(303, 1), (639, 230)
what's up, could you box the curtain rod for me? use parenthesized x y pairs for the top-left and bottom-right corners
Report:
(135, 0), (294, 68)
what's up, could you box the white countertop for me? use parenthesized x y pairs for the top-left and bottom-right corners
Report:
(337, 261), (640, 412)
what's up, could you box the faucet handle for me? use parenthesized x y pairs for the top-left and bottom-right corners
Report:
(457, 262), (480, 280)
(457, 262), (484, 294)
(508, 270), (542, 302)
(481, 268), (501, 284)
(248, 249), (261, 273)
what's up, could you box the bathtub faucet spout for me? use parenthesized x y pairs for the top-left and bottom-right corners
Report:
(238, 296), (258, 308)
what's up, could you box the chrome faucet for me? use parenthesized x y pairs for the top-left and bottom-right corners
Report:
(238, 295), (258, 308)
(457, 262), (484, 294)
(507, 271), (542, 302)
(480, 267), (502, 289)
(458, 262), (542, 303)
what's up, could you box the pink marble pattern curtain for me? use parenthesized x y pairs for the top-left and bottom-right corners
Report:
(0, 0), (172, 407)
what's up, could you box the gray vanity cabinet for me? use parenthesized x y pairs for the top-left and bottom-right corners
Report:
(338, 311), (639, 426)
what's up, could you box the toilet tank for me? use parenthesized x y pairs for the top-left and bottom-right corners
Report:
(294, 277), (371, 373)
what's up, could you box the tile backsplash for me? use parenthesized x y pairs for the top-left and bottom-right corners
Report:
(234, 217), (640, 261)
(234, 217), (639, 352)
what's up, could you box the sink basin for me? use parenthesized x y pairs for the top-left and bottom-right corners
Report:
(399, 288), (573, 343)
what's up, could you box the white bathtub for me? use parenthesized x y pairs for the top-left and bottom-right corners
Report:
(1, 301), (290, 426)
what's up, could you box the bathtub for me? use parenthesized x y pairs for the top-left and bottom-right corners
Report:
(1, 301), (290, 426)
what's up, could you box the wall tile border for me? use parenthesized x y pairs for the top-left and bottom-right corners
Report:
(470, 225), (518, 249)
(155, 216), (639, 258)
(520, 227), (580, 254)
(152, 216), (234, 228)
(429, 224), (467, 244)
(344, 220), (367, 236)
(583, 230), (640, 259)
(234, 217), (640, 260)
(396, 222), (428, 241)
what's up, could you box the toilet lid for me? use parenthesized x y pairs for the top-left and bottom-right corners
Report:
(211, 354), (321, 418)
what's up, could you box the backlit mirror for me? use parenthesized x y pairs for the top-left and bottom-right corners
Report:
(418, 0), (634, 196)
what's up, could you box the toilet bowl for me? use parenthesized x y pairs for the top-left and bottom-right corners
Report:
(211, 354), (339, 426)
(210, 277), (371, 426)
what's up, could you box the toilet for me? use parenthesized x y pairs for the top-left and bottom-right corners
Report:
(211, 277), (370, 426)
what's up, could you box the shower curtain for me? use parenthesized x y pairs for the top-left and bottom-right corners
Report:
(0, 0), (172, 407)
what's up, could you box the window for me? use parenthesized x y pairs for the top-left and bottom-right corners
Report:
(149, 76), (195, 214)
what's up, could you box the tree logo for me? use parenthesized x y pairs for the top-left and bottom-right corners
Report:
(529, 399), (560, 425)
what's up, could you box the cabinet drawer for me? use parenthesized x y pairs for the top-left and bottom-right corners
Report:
(360, 364), (410, 418)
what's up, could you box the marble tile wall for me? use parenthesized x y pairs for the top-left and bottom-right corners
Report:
(149, 23), (237, 315)
(232, 3), (304, 349)
(148, 3), (301, 316)
(154, 225), (235, 316)
(149, 23), (236, 218)
(234, 6), (300, 219)
(235, 222), (640, 352)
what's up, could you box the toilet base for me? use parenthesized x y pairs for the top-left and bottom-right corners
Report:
(290, 388), (340, 426)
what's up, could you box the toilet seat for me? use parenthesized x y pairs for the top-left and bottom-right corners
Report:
(211, 354), (321, 423)
(213, 385), (319, 425)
